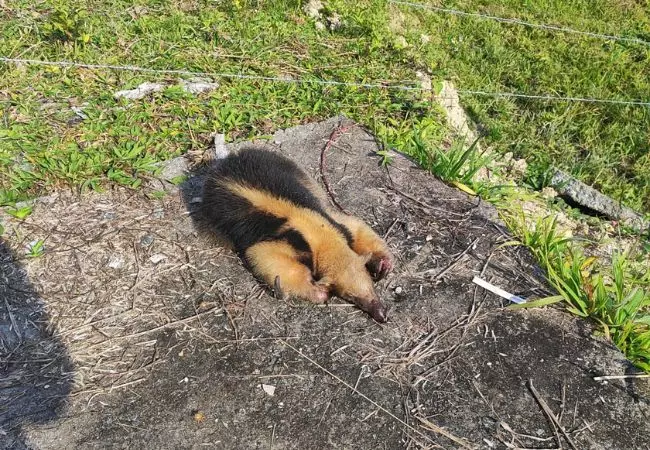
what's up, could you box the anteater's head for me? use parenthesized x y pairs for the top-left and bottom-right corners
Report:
(323, 250), (388, 323)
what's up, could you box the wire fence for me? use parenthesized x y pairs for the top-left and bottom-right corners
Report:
(389, 0), (650, 47)
(2, 57), (650, 108)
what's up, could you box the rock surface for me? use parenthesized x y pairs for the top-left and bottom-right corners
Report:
(1, 117), (648, 449)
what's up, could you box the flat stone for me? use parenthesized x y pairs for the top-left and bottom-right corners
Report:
(551, 169), (648, 230)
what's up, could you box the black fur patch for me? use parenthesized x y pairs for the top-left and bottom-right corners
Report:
(277, 228), (314, 273)
(201, 178), (287, 255)
(203, 147), (354, 246)
(276, 229), (311, 254)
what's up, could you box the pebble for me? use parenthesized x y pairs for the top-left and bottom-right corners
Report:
(140, 235), (154, 247)
(107, 254), (125, 269)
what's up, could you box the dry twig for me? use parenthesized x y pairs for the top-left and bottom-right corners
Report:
(528, 379), (579, 450)
(320, 123), (354, 213)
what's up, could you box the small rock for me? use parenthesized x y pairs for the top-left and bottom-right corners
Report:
(102, 211), (117, 220)
(303, 0), (323, 19)
(140, 235), (154, 247)
(541, 187), (558, 200)
(425, 234), (433, 242)
(327, 12), (343, 31)
(159, 156), (188, 181)
(394, 286), (403, 295)
(149, 254), (166, 264)
(107, 254), (125, 269)
(261, 384), (276, 396)
(314, 21), (326, 31)
(114, 82), (165, 100)
(511, 158), (528, 178)
(180, 77), (219, 95)
(213, 133), (228, 160)
(415, 71), (432, 91)
(70, 106), (88, 120)
(152, 207), (165, 219)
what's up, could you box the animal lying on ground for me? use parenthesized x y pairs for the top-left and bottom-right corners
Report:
(200, 146), (394, 323)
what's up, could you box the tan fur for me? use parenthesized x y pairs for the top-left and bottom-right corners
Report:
(227, 182), (383, 308)
(245, 241), (329, 304)
(329, 211), (391, 261)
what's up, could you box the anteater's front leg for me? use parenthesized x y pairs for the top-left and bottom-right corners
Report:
(331, 213), (393, 281)
(245, 241), (331, 304)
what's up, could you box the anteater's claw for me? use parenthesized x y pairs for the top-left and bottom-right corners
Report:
(367, 255), (393, 282)
(273, 276), (284, 300)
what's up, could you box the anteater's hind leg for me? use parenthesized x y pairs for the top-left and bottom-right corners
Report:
(245, 241), (331, 304)
(331, 213), (393, 281)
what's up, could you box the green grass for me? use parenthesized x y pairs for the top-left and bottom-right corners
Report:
(1, 0), (649, 369)
(387, 0), (650, 212)
(2, 1), (648, 211)
(0, 0), (447, 204)
(504, 212), (650, 371)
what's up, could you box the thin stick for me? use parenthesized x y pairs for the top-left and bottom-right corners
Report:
(386, 185), (467, 217)
(593, 374), (650, 381)
(528, 379), (578, 450)
(320, 124), (353, 213)
(383, 218), (401, 239)
(414, 415), (476, 449)
(87, 307), (224, 348)
(280, 339), (475, 448)
(413, 237), (478, 279)
(3, 297), (21, 340)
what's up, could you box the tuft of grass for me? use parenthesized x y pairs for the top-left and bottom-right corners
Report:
(25, 239), (46, 258)
(6, 205), (33, 220)
(425, 135), (489, 186)
(504, 212), (650, 371)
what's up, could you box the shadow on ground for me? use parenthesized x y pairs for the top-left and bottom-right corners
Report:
(0, 241), (73, 449)
(1, 116), (648, 449)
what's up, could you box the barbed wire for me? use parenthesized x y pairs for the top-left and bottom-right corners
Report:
(389, 0), (650, 47)
(1, 56), (649, 107)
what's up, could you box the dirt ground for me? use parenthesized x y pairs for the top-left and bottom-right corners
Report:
(1, 116), (648, 449)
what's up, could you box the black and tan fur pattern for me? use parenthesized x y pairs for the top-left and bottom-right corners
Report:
(200, 147), (393, 322)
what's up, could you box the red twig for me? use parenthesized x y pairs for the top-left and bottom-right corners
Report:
(320, 124), (353, 214)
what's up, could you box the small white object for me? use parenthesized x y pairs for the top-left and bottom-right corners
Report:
(180, 77), (219, 94)
(107, 254), (124, 269)
(114, 82), (164, 100)
(71, 106), (88, 120)
(394, 286), (403, 295)
(213, 133), (228, 160)
(261, 384), (276, 396)
(149, 254), (166, 264)
(472, 276), (525, 304)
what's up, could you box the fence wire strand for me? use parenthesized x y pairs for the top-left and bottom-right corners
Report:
(389, 0), (650, 47)
(1, 56), (650, 107)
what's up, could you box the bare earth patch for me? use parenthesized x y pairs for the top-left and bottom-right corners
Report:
(1, 117), (648, 449)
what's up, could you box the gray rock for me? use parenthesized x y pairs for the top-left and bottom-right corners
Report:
(114, 82), (164, 100)
(551, 170), (648, 231)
